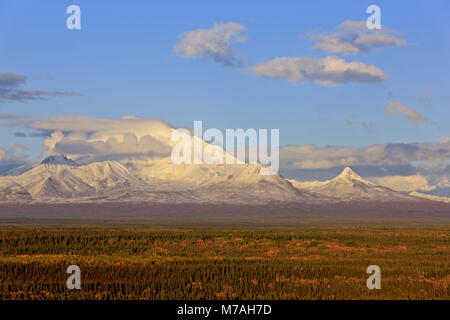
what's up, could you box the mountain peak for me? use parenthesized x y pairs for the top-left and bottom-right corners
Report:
(333, 167), (366, 183)
(41, 155), (77, 166)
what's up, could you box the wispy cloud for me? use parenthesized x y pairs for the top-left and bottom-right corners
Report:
(384, 100), (425, 124)
(174, 22), (247, 67)
(419, 86), (433, 107)
(249, 55), (387, 86)
(0, 113), (33, 127)
(0, 73), (26, 86)
(308, 20), (406, 55)
(0, 72), (81, 102)
(345, 115), (375, 133)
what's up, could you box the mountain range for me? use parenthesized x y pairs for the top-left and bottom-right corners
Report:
(0, 154), (438, 206)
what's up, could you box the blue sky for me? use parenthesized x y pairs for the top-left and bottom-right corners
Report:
(1, 0), (450, 190)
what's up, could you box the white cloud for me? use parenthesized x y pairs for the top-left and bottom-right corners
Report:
(174, 22), (247, 67)
(281, 144), (384, 169)
(30, 115), (176, 161)
(250, 55), (387, 86)
(384, 100), (425, 124)
(309, 20), (406, 55)
(0, 143), (27, 164)
(370, 175), (435, 192)
(280, 141), (450, 170)
(337, 21), (368, 31)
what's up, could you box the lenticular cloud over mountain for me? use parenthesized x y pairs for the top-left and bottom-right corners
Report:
(30, 115), (177, 162)
(0, 114), (430, 205)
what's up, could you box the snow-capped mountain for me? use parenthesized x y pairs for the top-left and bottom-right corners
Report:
(40, 155), (78, 166)
(1, 160), (172, 201)
(289, 167), (417, 201)
(0, 155), (311, 203)
(0, 158), (436, 204)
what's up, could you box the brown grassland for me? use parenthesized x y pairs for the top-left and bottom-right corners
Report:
(0, 218), (448, 300)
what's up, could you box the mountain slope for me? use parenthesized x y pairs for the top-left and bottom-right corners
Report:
(125, 158), (313, 203)
(0, 177), (32, 200)
(409, 191), (450, 203)
(12, 164), (97, 199)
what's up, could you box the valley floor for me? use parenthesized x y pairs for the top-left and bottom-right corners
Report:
(0, 222), (448, 300)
